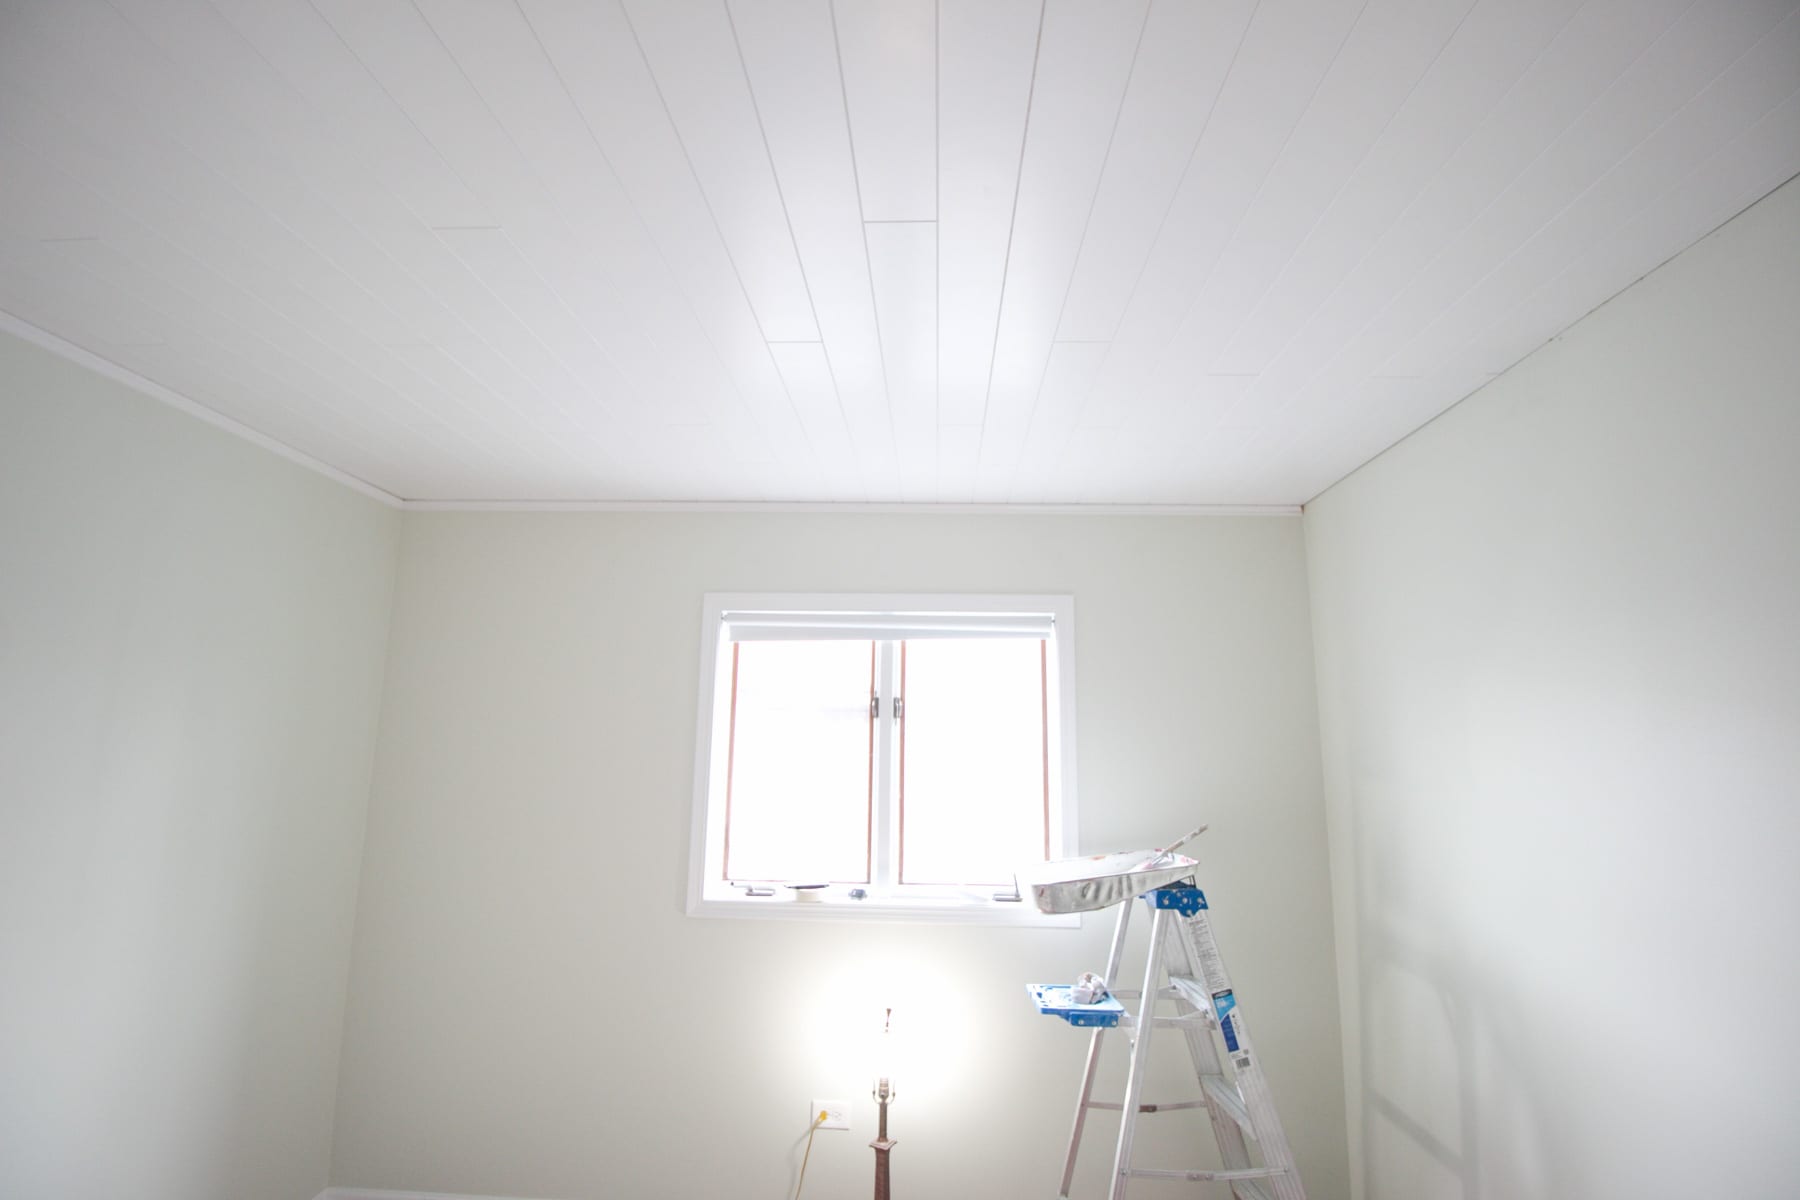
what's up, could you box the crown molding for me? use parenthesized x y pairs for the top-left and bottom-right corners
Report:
(0, 310), (403, 508)
(399, 499), (1302, 516)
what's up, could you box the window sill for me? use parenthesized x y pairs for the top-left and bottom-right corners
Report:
(687, 885), (1081, 927)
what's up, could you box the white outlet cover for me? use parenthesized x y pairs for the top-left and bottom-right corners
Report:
(811, 1098), (850, 1131)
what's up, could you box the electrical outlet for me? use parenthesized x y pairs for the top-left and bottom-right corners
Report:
(811, 1098), (849, 1131)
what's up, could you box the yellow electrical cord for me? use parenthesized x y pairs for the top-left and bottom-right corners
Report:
(793, 1110), (826, 1200)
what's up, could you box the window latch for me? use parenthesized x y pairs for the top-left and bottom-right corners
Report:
(871, 696), (905, 718)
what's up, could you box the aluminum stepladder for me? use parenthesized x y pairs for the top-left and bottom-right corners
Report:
(1050, 881), (1306, 1200)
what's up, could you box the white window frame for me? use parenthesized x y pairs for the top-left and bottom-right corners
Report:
(686, 592), (1079, 926)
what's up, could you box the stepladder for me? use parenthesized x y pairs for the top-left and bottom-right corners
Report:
(1029, 881), (1307, 1200)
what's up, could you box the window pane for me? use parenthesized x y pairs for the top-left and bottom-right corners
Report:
(725, 640), (873, 882)
(900, 638), (1047, 885)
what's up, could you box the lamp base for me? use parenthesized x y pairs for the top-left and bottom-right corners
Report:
(871, 1137), (896, 1200)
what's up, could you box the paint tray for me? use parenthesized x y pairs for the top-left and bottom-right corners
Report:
(1015, 849), (1201, 915)
(1027, 983), (1125, 1028)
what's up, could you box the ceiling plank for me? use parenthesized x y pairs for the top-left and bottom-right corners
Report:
(866, 221), (938, 500)
(1008, 340), (1108, 501)
(731, 0), (902, 498)
(623, 0), (819, 343)
(833, 0), (937, 223)
(1055, 0), (1258, 344)
(1155, 0), (1481, 386)
(1381, 3), (1800, 378)
(518, 0), (809, 480)
(975, 0), (1152, 497)
(1082, 0), (1368, 420)
(410, 0), (759, 439)
(936, 0), (1041, 439)
(1211, 0), (1585, 376)
(768, 342), (866, 500)
(206, 0), (493, 230)
(1220, 0), (1699, 435)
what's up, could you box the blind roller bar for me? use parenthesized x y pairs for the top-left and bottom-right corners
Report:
(724, 611), (1054, 642)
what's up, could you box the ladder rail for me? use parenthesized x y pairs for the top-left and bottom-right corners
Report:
(1170, 906), (1307, 1200)
(1058, 893), (1138, 1199)
(1107, 906), (1170, 1200)
(1041, 878), (1308, 1200)
(1162, 914), (1255, 1177)
(1059, 1027), (1107, 1199)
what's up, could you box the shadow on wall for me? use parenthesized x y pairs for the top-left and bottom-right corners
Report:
(1351, 807), (1557, 1199)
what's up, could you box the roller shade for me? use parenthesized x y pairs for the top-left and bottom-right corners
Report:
(722, 610), (1055, 642)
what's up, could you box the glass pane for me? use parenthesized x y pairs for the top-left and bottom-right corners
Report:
(900, 638), (1048, 885)
(725, 640), (873, 883)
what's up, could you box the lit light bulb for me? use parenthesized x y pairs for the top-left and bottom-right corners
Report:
(871, 1006), (896, 1103)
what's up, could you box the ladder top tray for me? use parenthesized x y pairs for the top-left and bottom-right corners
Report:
(1028, 983), (1126, 1027)
(1016, 849), (1200, 914)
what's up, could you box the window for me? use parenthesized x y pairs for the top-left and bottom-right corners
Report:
(687, 594), (1078, 924)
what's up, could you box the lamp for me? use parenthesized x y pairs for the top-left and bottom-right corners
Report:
(870, 1006), (897, 1200)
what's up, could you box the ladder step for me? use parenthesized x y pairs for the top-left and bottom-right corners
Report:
(1149, 1013), (1209, 1030)
(1127, 1166), (1288, 1183)
(1114, 1012), (1210, 1034)
(1200, 1073), (1255, 1137)
(1168, 974), (1211, 1009)
(1108, 986), (1188, 1001)
(1043, 876), (1308, 1199)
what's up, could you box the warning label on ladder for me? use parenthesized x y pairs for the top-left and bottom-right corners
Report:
(1189, 918), (1231, 992)
(1212, 990), (1239, 1052)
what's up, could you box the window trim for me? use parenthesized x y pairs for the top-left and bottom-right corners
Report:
(686, 592), (1080, 926)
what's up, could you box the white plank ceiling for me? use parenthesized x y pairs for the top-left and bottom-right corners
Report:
(1, 0), (1796, 506)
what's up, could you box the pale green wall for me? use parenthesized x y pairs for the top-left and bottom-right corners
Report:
(0, 330), (401, 1200)
(1304, 177), (1800, 1198)
(329, 510), (1349, 1199)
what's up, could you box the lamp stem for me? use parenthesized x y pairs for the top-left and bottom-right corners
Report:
(871, 1078), (895, 1200)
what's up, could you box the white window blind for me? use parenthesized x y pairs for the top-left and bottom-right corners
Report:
(722, 610), (1055, 641)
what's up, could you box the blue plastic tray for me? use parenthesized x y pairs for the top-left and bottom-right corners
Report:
(1028, 983), (1125, 1028)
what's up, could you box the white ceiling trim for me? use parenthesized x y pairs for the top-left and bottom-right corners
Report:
(0, 309), (404, 508)
(399, 498), (1301, 516)
(4, 307), (1295, 516)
